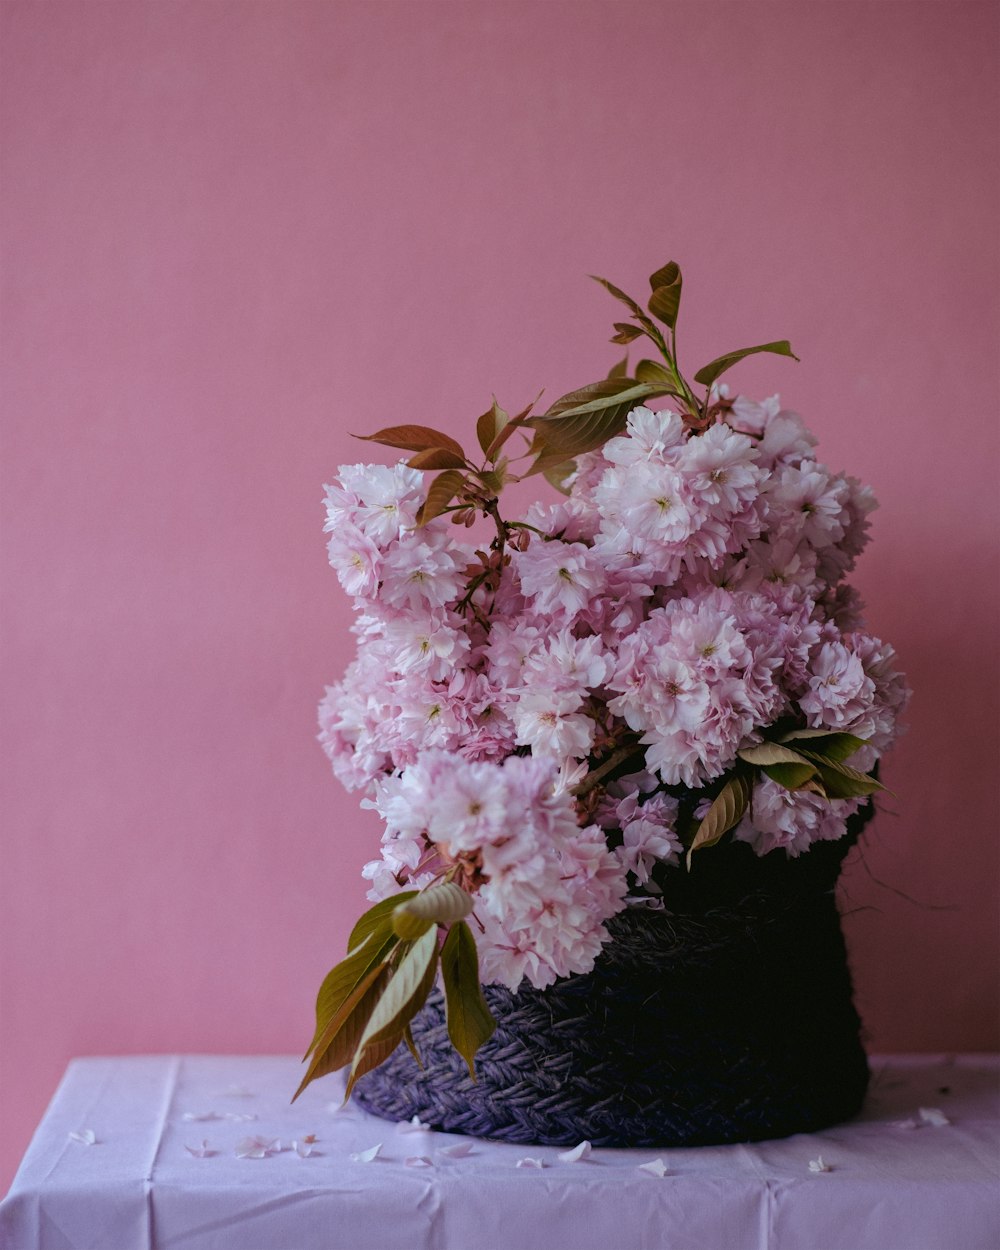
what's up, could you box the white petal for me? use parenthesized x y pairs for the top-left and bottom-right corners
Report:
(438, 1141), (474, 1159)
(350, 1142), (382, 1163)
(404, 1155), (433, 1168)
(397, 1114), (431, 1134)
(919, 1106), (950, 1127)
(68, 1130), (97, 1146)
(182, 1111), (221, 1122)
(638, 1158), (669, 1177)
(223, 1112), (258, 1122)
(516, 1156), (546, 1169)
(235, 1135), (278, 1159)
(184, 1140), (213, 1159)
(294, 1140), (315, 1158)
(557, 1140), (592, 1163)
(808, 1156), (832, 1173)
(893, 1117), (920, 1130)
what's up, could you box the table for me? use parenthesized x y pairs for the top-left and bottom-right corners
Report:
(1, 1055), (997, 1250)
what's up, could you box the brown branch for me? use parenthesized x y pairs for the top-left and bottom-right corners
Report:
(572, 741), (645, 797)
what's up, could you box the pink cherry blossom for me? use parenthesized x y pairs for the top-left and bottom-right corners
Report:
(317, 388), (908, 983)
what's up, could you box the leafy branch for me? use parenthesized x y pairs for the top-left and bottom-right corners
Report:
(352, 261), (799, 537)
(683, 729), (888, 869)
(294, 882), (495, 1104)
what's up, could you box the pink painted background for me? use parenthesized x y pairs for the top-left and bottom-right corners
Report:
(2, 0), (997, 1193)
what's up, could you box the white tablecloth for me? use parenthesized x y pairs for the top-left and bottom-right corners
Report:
(1, 1054), (997, 1250)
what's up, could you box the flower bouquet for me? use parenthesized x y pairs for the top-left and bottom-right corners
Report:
(295, 262), (909, 1146)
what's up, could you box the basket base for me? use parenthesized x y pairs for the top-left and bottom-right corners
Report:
(354, 898), (870, 1147)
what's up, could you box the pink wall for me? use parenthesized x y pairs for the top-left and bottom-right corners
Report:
(1, 0), (997, 1193)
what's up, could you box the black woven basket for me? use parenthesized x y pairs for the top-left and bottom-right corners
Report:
(354, 807), (872, 1147)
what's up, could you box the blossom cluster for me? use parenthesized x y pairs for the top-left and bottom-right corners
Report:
(365, 751), (626, 990)
(318, 396), (909, 991)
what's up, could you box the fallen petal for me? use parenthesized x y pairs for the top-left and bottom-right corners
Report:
(404, 1156), (433, 1168)
(301, 1134), (318, 1145)
(235, 1135), (279, 1159)
(222, 1112), (258, 1123)
(350, 1143), (382, 1163)
(557, 1141), (592, 1163)
(294, 1140), (316, 1158)
(919, 1106), (950, 1127)
(184, 1140), (214, 1159)
(808, 1156), (832, 1173)
(639, 1158), (669, 1178)
(182, 1112), (221, 1122)
(438, 1141), (474, 1159)
(68, 1130), (97, 1146)
(893, 1118), (920, 1130)
(516, 1157), (545, 1169)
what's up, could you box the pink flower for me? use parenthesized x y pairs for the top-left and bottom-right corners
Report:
(512, 540), (605, 620)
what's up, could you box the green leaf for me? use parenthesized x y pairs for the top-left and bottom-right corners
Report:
(648, 261), (682, 329)
(483, 397), (539, 460)
(527, 379), (662, 456)
(762, 761), (823, 791)
(392, 882), (473, 940)
(356, 424), (466, 459)
(305, 927), (398, 1062)
(476, 398), (509, 459)
(479, 466), (506, 493)
(407, 447), (467, 471)
(686, 773), (751, 868)
(347, 891), (418, 954)
(648, 261), (680, 291)
(542, 458), (576, 494)
(415, 470), (467, 526)
(738, 742), (811, 768)
(634, 359), (678, 389)
(610, 321), (644, 345)
(522, 442), (577, 479)
(693, 341), (800, 387)
(293, 959), (390, 1101)
(350, 927), (440, 1082)
(402, 1022), (423, 1069)
(541, 377), (655, 421)
(606, 355), (630, 380)
(343, 1028), (406, 1101)
(738, 742), (818, 790)
(798, 752), (887, 799)
(440, 920), (496, 1079)
(777, 729), (866, 763)
(590, 275), (664, 345)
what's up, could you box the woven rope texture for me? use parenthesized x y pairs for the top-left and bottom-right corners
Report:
(354, 807), (873, 1147)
